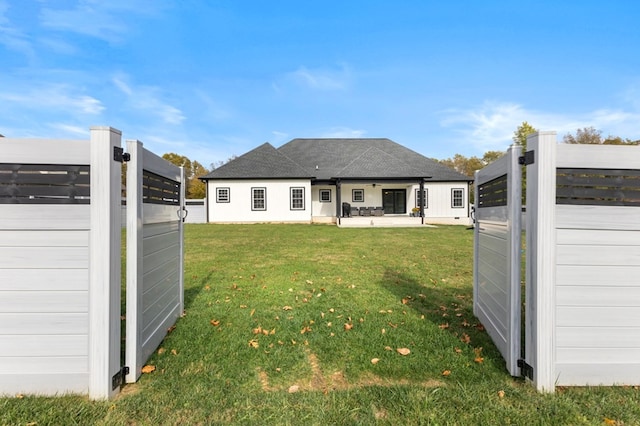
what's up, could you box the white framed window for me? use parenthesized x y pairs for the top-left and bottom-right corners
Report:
(415, 189), (428, 209)
(319, 189), (331, 203)
(216, 187), (230, 203)
(252, 187), (266, 211)
(352, 189), (364, 203)
(452, 188), (464, 208)
(290, 187), (305, 210)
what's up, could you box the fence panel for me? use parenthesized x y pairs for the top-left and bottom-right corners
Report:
(473, 145), (522, 376)
(126, 140), (185, 383)
(0, 127), (122, 399)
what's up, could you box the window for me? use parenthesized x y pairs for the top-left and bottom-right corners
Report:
(216, 187), (230, 203)
(319, 189), (331, 203)
(352, 189), (364, 203)
(415, 189), (428, 209)
(252, 187), (266, 211)
(290, 187), (305, 210)
(452, 188), (464, 208)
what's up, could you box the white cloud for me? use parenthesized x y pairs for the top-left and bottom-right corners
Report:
(113, 74), (185, 125)
(39, 0), (171, 42)
(284, 64), (352, 91)
(48, 123), (90, 137)
(0, 84), (104, 115)
(439, 100), (640, 152)
(320, 127), (367, 138)
(0, 0), (35, 59)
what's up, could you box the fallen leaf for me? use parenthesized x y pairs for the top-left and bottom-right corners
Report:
(262, 329), (269, 336)
(371, 358), (380, 365)
(288, 385), (300, 393)
(396, 348), (411, 356)
(141, 365), (156, 374)
(249, 339), (259, 348)
(381, 328), (386, 334)
(384, 346), (393, 351)
(461, 333), (471, 344)
(442, 370), (451, 376)
(474, 357), (484, 363)
(239, 304), (247, 308)
(270, 328), (276, 335)
(401, 298), (409, 305)
(167, 325), (176, 333)
(171, 349), (178, 355)
(439, 323), (449, 330)
(253, 326), (263, 334)
(204, 285), (210, 291)
(454, 347), (463, 354)
(497, 390), (505, 398)
(476, 324), (485, 331)
(329, 308), (335, 313)
(306, 280), (313, 285)
(250, 309), (256, 317)
(283, 306), (293, 311)
(300, 326), (312, 334)
(344, 323), (353, 331)
(157, 347), (166, 355)
(210, 319), (221, 327)
(604, 418), (617, 426)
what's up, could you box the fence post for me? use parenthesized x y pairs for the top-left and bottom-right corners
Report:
(525, 131), (557, 392)
(88, 126), (122, 400)
(179, 166), (185, 314)
(125, 140), (144, 383)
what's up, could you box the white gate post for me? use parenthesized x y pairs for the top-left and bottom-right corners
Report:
(179, 166), (185, 314)
(125, 140), (144, 383)
(525, 131), (557, 392)
(88, 126), (123, 400)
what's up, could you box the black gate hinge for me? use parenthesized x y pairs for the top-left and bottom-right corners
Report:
(114, 146), (131, 163)
(517, 359), (534, 380)
(518, 150), (534, 166)
(112, 366), (130, 390)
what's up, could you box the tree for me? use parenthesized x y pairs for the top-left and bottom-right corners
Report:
(563, 127), (639, 145)
(512, 121), (538, 152)
(162, 153), (210, 199)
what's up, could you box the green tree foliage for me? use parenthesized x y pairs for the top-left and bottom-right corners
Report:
(162, 153), (210, 199)
(512, 121), (538, 151)
(563, 127), (639, 145)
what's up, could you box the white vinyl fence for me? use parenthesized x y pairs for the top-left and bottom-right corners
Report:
(0, 128), (184, 400)
(474, 132), (640, 392)
(126, 140), (185, 383)
(473, 145), (522, 376)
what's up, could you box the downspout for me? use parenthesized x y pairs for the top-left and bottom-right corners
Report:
(336, 179), (342, 225)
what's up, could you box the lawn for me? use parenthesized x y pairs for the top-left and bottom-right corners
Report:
(2, 224), (639, 425)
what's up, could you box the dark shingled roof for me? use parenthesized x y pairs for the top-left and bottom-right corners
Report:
(201, 142), (313, 180)
(202, 138), (470, 182)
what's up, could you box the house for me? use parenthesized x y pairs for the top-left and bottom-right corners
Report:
(200, 138), (473, 225)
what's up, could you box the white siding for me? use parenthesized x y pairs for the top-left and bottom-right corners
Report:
(206, 179), (312, 223)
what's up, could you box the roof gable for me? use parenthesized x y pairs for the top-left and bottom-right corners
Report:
(201, 142), (313, 180)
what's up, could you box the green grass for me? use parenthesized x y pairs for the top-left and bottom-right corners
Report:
(2, 224), (640, 425)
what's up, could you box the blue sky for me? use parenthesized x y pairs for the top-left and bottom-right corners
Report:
(1, 1), (639, 166)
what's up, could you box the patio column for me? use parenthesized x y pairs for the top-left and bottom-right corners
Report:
(336, 179), (342, 218)
(419, 180), (425, 219)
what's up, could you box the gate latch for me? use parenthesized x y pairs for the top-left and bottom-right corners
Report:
(518, 150), (534, 166)
(114, 146), (131, 163)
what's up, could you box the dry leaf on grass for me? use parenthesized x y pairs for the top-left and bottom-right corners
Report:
(157, 347), (166, 355)
(282, 306), (293, 311)
(371, 358), (380, 364)
(439, 323), (449, 329)
(344, 323), (353, 331)
(442, 370), (451, 376)
(249, 339), (259, 348)
(141, 365), (156, 374)
(210, 319), (221, 327)
(288, 385), (300, 393)
(497, 390), (505, 398)
(171, 349), (178, 355)
(396, 348), (411, 356)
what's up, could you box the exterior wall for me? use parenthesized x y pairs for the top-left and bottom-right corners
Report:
(207, 179), (312, 223)
(312, 182), (472, 225)
(311, 185), (336, 223)
(417, 182), (471, 225)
